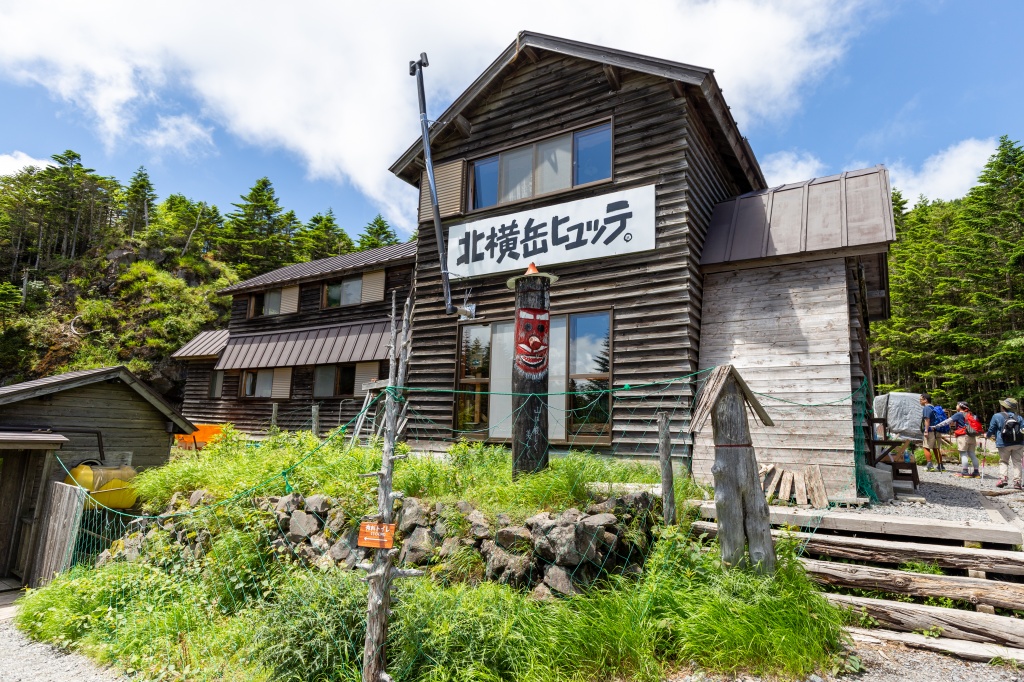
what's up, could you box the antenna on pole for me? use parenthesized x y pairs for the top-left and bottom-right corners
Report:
(410, 52), (473, 318)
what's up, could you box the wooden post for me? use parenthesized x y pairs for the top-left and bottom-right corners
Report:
(311, 404), (320, 437)
(270, 403), (278, 430)
(361, 292), (419, 682)
(690, 365), (776, 574)
(507, 263), (557, 476)
(658, 412), (676, 525)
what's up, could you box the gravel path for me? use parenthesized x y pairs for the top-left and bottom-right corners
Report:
(0, 621), (126, 682)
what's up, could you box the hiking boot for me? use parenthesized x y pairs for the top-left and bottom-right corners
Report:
(937, 464), (947, 472)
(956, 469), (970, 477)
(970, 470), (981, 478)
(926, 463), (935, 472)
(997, 477), (1008, 488)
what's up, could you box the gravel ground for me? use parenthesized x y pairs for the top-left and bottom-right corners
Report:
(0, 622), (126, 682)
(841, 467), (997, 523)
(665, 641), (1024, 681)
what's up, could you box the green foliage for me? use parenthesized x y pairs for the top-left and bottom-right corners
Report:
(217, 177), (300, 279)
(0, 281), (20, 328)
(357, 213), (400, 251)
(874, 136), (1024, 412)
(899, 560), (944, 575)
(293, 209), (355, 261)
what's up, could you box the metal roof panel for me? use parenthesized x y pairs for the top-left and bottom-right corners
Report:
(214, 321), (392, 370)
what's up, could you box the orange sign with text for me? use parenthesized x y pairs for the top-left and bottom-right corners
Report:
(357, 522), (397, 549)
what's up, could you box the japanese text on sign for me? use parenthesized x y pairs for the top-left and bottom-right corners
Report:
(357, 521), (397, 549)
(447, 184), (656, 278)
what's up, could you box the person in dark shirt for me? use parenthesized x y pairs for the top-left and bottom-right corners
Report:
(919, 393), (943, 472)
(988, 398), (1024, 489)
(931, 401), (980, 478)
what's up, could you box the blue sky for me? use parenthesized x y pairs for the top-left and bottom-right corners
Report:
(0, 1), (1021, 238)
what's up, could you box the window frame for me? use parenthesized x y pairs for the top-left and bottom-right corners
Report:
(321, 274), (364, 309)
(208, 370), (224, 399)
(313, 364), (359, 398)
(453, 306), (614, 445)
(465, 118), (614, 214)
(240, 368), (275, 399)
(248, 288), (283, 318)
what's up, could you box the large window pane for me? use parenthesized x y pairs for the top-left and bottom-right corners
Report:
(460, 325), (491, 380)
(209, 370), (224, 399)
(472, 156), (499, 209)
(574, 123), (612, 186)
(489, 322), (514, 439)
(338, 365), (356, 395)
(263, 289), (282, 316)
(500, 146), (534, 203)
(570, 312), (611, 375)
(313, 366), (336, 398)
(535, 134), (572, 195)
(457, 387), (489, 433)
(326, 277), (362, 307)
(548, 315), (567, 441)
(569, 378), (611, 436)
(255, 369), (274, 398)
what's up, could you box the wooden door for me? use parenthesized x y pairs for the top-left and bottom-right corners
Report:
(0, 451), (31, 578)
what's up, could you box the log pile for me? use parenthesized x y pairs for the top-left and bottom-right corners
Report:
(758, 463), (828, 508)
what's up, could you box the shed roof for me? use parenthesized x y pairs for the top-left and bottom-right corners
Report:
(0, 367), (195, 434)
(701, 166), (895, 269)
(215, 321), (391, 370)
(0, 432), (69, 450)
(172, 329), (230, 360)
(389, 31), (765, 193)
(219, 242), (417, 295)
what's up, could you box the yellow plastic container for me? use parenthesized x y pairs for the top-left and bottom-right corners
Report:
(65, 464), (139, 510)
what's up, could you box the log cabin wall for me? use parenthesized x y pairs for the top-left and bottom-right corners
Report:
(693, 258), (858, 500)
(404, 51), (749, 455)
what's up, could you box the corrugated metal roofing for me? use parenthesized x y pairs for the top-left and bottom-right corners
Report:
(0, 432), (69, 447)
(0, 366), (195, 434)
(215, 321), (391, 370)
(172, 329), (230, 359)
(701, 166), (896, 267)
(219, 242), (417, 295)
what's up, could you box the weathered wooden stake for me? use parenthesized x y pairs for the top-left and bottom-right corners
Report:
(311, 404), (320, 437)
(710, 376), (776, 573)
(270, 403), (278, 430)
(507, 263), (557, 476)
(657, 412), (676, 525)
(361, 292), (418, 682)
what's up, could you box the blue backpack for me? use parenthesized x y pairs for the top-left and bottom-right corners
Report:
(930, 405), (951, 434)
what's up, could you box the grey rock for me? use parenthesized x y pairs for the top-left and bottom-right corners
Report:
(466, 509), (491, 539)
(585, 498), (616, 514)
(543, 565), (577, 595)
(304, 494), (332, 516)
(524, 511), (552, 530)
(329, 539), (352, 562)
(574, 522), (604, 562)
(309, 532), (331, 553)
(496, 513), (512, 528)
(494, 525), (532, 552)
(601, 530), (619, 551)
(433, 517), (450, 538)
(346, 547), (367, 570)
(275, 510), (291, 531)
(296, 544), (319, 563)
(188, 489), (210, 507)
(163, 492), (181, 515)
(399, 497), (429, 534)
(270, 537), (290, 554)
(276, 492), (305, 513)
(286, 510), (321, 543)
(325, 507), (347, 536)
(398, 526), (434, 566)
(531, 583), (554, 601)
(533, 521), (583, 566)
(437, 537), (461, 558)
(579, 513), (618, 529)
(95, 549), (112, 567)
(808, 675), (824, 682)
(622, 491), (654, 513)
(481, 541), (532, 587)
(196, 530), (211, 549)
(558, 508), (584, 525)
(456, 500), (475, 514)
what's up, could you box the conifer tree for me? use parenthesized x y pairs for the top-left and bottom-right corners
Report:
(125, 166), (157, 238)
(218, 177), (293, 278)
(294, 209), (354, 261)
(356, 214), (399, 251)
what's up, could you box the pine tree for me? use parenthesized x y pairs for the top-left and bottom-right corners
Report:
(356, 214), (399, 251)
(294, 209), (355, 261)
(217, 177), (293, 278)
(125, 166), (157, 238)
(0, 281), (20, 329)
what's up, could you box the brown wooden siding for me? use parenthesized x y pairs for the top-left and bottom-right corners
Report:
(0, 383), (175, 475)
(228, 264), (414, 333)
(692, 258), (857, 500)
(403, 53), (753, 456)
(181, 360), (379, 437)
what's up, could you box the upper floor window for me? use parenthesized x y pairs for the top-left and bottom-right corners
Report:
(470, 123), (612, 211)
(250, 289), (282, 317)
(324, 276), (362, 308)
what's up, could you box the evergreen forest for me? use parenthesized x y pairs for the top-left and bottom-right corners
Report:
(0, 150), (401, 400)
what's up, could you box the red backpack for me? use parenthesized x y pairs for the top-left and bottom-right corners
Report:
(957, 411), (984, 437)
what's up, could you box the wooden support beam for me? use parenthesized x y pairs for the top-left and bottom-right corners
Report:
(848, 627), (1024, 664)
(802, 557), (1024, 611)
(452, 114), (472, 139)
(522, 46), (540, 64)
(693, 502), (1024, 545)
(828, 593), (1024, 648)
(690, 521), (1024, 575)
(669, 80), (686, 99)
(602, 64), (622, 91)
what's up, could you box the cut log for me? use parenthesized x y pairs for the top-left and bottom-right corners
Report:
(777, 471), (794, 502)
(804, 465), (829, 508)
(802, 557), (1024, 611)
(828, 593), (1024, 648)
(793, 471), (808, 506)
(689, 521), (1024, 575)
(693, 502), (1023, 545)
(847, 627), (1024, 664)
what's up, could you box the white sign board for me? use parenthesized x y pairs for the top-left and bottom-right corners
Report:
(447, 184), (656, 279)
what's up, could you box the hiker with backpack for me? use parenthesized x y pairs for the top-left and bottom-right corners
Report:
(929, 401), (985, 477)
(987, 397), (1024, 489)
(920, 393), (948, 472)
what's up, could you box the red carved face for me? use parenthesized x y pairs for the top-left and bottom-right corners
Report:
(514, 307), (550, 375)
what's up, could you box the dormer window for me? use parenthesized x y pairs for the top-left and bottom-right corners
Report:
(250, 289), (282, 317)
(470, 122), (612, 210)
(324, 276), (362, 308)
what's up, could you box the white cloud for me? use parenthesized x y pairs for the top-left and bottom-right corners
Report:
(140, 114), (213, 156)
(0, 1), (872, 229)
(760, 150), (827, 186)
(0, 150), (52, 175)
(888, 138), (995, 203)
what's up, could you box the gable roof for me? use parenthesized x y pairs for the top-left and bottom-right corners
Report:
(701, 166), (896, 269)
(0, 366), (195, 434)
(390, 31), (765, 192)
(218, 242), (417, 295)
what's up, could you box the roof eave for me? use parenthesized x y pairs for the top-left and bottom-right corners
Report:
(216, 255), (417, 296)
